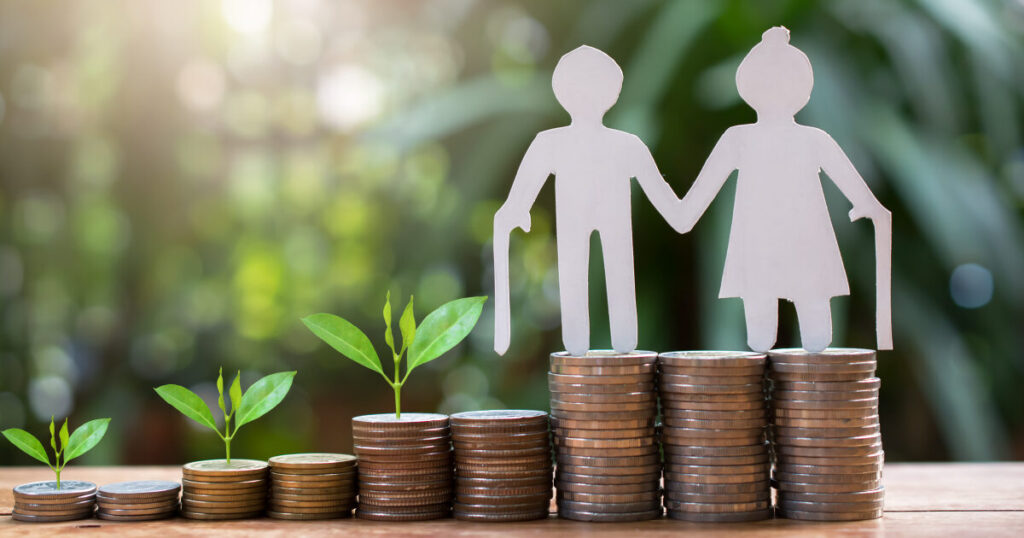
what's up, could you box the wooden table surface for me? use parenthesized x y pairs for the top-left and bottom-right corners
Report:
(1, 463), (1022, 536)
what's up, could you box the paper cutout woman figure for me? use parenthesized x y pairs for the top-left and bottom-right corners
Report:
(493, 45), (687, 356)
(676, 27), (892, 352)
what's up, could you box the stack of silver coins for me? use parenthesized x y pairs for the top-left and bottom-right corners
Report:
(550, 351), (662, 522)
(352, 413), (453, 521)
(11, 481), (97, 522)
(768, 348), (884, 521)
(658, 351), (772, 522)
(450, 410), (552, 521)
(96, 480), (180, 521)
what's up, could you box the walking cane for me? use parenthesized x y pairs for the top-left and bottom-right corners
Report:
(493, 223), (512, 355)
(873, 212), (893, 350)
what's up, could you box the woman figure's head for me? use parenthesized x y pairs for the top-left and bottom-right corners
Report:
(736, 27), (814, 119)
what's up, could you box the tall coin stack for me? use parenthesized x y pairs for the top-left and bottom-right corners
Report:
(658, 351), (771, 522)
(11, 481), (97, 522)
(180, 459), (268, 520)
(768, 348), (884, 521)
(450, 410), (552, 522)
(96, 480), (180, 521)
(352, 413), (453, 521)
(267, 453), (358, 520)
(549, 351), (662, 522)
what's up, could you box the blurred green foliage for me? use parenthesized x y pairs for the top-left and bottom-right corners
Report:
(0, 0), (1022, 466)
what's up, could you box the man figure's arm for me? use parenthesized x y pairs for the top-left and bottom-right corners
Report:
(495, 134), (553, 235)
(631, 137), (687, 233)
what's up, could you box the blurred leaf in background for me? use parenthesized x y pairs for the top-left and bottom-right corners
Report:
(0, 0), (1021, 465)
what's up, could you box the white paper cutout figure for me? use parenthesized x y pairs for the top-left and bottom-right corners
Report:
(493, 45), (686, 356)
(676, 27), (892, 352)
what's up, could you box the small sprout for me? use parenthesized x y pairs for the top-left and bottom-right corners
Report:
(154, 369), (296, 463)
(2, 417), (111, 490)
(303, 293), (487, 419)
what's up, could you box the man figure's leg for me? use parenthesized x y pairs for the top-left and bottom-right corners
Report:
(600, 228), (639, 353)
(558, 228), (591, 355)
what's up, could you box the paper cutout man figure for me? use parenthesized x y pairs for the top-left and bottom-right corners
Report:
(676, 27), (892, 352)
(493, 45), (686, 356)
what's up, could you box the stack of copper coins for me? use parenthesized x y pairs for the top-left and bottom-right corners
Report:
(658, 351), (771, 522)
(11, 481), (96, 522)
(352, 413), (453, 521)
(549, 351), (661, 522)
(768, 348), (884, 521)
(450, 410), (552, 522)
(267, 453), (358, 520)
(96, 480), (180, 521)
(180, 459), (268, 520)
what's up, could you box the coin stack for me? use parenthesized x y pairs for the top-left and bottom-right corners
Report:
(450, 410), (552, 522)
(180, 459), (268, 520)
(549, 351), (662, 522)
(11, 480), (97, 522)
(352, 413), (453, 521)
(658, 351), (771, 523)
(768, 348), (884, 521)
(95, 480), (181, 521)
(267, 453), (358, 520)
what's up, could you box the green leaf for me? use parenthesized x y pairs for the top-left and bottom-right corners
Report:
(49, 417), (56, 453)
(383, 291), (395, 354)
(63, 418), (110, 464)
(154, 384), (218, 431)
(59, 419), (69, 456)
(235, 371), (297, 429)
(216, 367), (226, 416)
(302, 313), (384, 375)
(2, 428), (51, 466)
(407, 296), (487, 373)
(229, 371), (242, 414)
(399, 295), (416, 352)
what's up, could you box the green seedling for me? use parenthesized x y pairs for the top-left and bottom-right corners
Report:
(154, 368), (296, 463)
(2, 416), (111, 489)
(303, 293), (487, 419)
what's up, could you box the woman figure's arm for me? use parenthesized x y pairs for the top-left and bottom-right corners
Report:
(677, 127), (741, 233)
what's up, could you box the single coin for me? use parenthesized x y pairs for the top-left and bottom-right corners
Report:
(267, 510), (352, 520)
(556, 473), (659, 488)
(559, 507), (662, 522)
(771, 397), (879, 410)
(778, 498), (885, 513)
(453, 500), (547, 514)
(776, 463), (883, 475)
(775, 455), (887, 471)
(664, 443), (768, 457)
(182, 490), (266, 502)
(664, 490), (770, 504)
(660, 373), (764, 385)
(773, 433), (882, 449)
(183, 459), (268, 477)
(664, 498), (770, 513)
(358, 500), (451, 514)
(181, 477), (266, 490)
(549, 417), (655, 431)
(96, 498), (178, 510)
(557, 499), (661, 514)
(549, 381), (656, 394)
(772, 378), (881, 392)
(267, 503), (355, 514)
(180, 509), (263, 520)
(273, 485), (359, 497)
(778, 487), (885, 503)
(660, 365), (766, 377)
(662, 391), (766, 405)
(550, 350), (657, 366)
(359, 467), (453, 480)
(554, 480), (656, 494)
(663, 426), (765, 439)
(453, 429), (549, 441)
(774, 480), (883, 494)
(353, 426), (451, 441)
(667, 508), (771, 522)
(551, 427), (653, 440)
(453, 510), (548, 522)
(663, 409), (767, 422)
(773, 424), (881, 439)
(354, 442), (452, 455)
(550, 401), (656, 414)
(457, 492), (551, 506)
(772, 415), (880, 428)
(95, 511), (176, 522)
(771, 388), (879, 401)
(663, 417), (766, 430)
(353, 433), (451, 446)
(666, 463), (770, 476)
(455, 447), (551, 460)
(769, 347), (875, 362)
(11, 512), (93, 523)
(356, 509), (450, 521)
(454, 468), (549, 480)
(355, 450), (451, 464)
(665, 453), (769, 467)
(352, 412), (449, 428)
(662, 400), (765, 412)
(557, 445), (658, 458)
(550, 410), (657, 422)
(664, 480), (770, 495)
(93, 504), (180, 516)
(357, 479), (452, 493)
(552, 392), (656, 404)
(457, 484), (551, 497)
(557, 490), (660, 504)
(553, 435), (655, 449)
(770, 361), (876, 374)
(770, 371), (875, 383)
(776, 507), (883, 521)
(355, 493), (453, 507)
(97, 480), (181, 500)
(14, 480), (97, 499)
(457, 474), (550, 486)
(775, 443), (884, 458)
(356, 457), (452, 470)
(774, 470), (882, 484)
(12, 502), (95, 515)
(665, 472), (768, 485)
(449, 409), (546, 424)
(662, 434), (764, 447)
(659, 351), (766, 368)
(772, 407), (878, 420)
(181, 498), (266, 512)
(660, 382), (764, 395)
(270, 470), (356, 482)
(551, 363), (657, 375)
(12, 492), (95, 505)
(555, 453), (659, 468)
(548, 372), (653, 385)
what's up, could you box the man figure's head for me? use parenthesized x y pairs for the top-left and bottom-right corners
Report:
(552, 45), (623, 125)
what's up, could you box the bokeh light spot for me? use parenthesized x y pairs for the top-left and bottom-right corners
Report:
(950, 263), (994, 308)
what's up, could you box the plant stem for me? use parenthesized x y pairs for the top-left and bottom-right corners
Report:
(394, 384), (402, 419)
(55, 467), (61, 490)
(225, 436), (231, 464)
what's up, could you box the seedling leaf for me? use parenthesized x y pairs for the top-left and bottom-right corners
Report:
(302, 313), (384, 375)
(229, 371), (242, 414)
(407, 296), (487, 373)
(154, 384), (218, 431)
(383, 291), (395, 354)
(235, 371), (297, 429)
(63, 418), (110, 464)
(49, 417), (56, 453)
(217, 367), (226, 416)
(1, 429), (51, 466)
(399, 296), (416, 352)
(59, 419), (69, 456)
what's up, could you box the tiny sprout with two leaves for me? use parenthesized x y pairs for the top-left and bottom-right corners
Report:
(303, 293), (487, 419)
(2, 417), (111, 489)
(155, 368), (296, 463)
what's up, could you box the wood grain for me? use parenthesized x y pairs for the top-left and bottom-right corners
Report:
(0, 463), (1021, 536)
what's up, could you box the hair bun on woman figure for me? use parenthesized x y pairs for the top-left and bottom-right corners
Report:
(761, 26), (790, 47)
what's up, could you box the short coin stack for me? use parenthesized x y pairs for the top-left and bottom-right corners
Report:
(658, 351), (771, 522)
(267, 453), (358, 520)
(180, 459), (268, 520)
(549, 351), (662, 522)
(352, 413), (453, 521)
(450, 410), (552, 522)
(768, 348), (884, 521)
(11, 481), (97, 522)
(96, 480), (180, 521)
